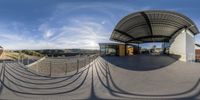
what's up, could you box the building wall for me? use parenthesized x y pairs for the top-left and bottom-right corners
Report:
(195, 50), (200, 61)
(169, 29), (195, 62)
(195, 45), (200, 49)
(186, 30), (195, 61)
(119, 44), (125, 56)
(99, 44), (118, 56)
(195, 45), (200, 61)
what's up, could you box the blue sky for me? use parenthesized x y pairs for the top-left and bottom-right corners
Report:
(0, 0), (200, 50)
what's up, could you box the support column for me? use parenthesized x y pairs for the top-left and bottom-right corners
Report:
(137, 43), (140, 54)
(125, 44), (127, 56)
(163, 42), (165, 54)
(169, 28), (195, 62)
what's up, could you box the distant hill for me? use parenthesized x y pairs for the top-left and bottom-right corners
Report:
(0, 50), (43, 61)
(14, 50), (44, 57)
(0, 49), (99, 60)
(34, 49), (99, 57)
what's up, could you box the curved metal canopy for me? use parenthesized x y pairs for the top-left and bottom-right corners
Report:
(110, 10), (199, 43)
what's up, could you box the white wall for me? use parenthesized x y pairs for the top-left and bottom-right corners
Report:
(186, 30), (195, 62)
(195, 45), (200, 49)
(169, 29), (195, 62)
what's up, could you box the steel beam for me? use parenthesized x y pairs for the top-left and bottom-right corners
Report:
(111, 38), (126, 43)
(126, 35), (169, 43)
(135, 35), (170, 40)
(129, 40), (169, 43)
(114, 29), (136, 40)
(140, 12), (153, 36)
(169, 26), (187, 38)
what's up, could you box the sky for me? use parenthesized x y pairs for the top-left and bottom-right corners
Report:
(0, 0), (200, 50)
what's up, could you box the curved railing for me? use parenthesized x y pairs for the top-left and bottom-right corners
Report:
(0, 54), (98, 95)
(23, 54), (99, 76)
(1, 54), (199, 98)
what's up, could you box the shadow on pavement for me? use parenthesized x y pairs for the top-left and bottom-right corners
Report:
(96, 57), (200, 99)
(2, 57), (200, 99)
(102, 54), (180, 71)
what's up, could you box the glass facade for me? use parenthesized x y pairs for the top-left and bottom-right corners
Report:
(99, 43), (140, 56)
(100, 44), (118, 56)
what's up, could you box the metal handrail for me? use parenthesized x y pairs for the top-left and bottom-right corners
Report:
(23, 54), (99, 77)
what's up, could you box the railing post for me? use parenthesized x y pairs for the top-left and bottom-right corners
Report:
(0, 62), (2, 80)
(77, 59), (79, 72)
(27, 57), (29, 65)
(91, 56), (93, 62)
(18, 56), (19, 63)
(85, 57), (86, 67)
(2, 61), (5, 82)
(20, 56), (21, 63)
(37, 62), (38, 72)
(65, 62), (67, 74)
(23, 57), (24, 64)
(86, 56), (88, 65)
(49, 62), (52, 77)
(89, 56), (91, 67)
(21, 55), (23, 64)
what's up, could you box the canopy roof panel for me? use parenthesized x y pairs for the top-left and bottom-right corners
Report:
(110, 10), (199, 43)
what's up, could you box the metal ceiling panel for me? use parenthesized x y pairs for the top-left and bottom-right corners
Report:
(110, 10), (199, 43)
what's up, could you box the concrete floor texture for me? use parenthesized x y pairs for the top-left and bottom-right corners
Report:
(0, 55), (200, 99)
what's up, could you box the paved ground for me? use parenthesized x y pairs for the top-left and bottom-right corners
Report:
(0, 55), (200, 99)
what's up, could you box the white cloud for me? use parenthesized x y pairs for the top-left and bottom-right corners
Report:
(45, 30), (54, 38)
(0, 18), (111, 50)
(1, 2), (148, 50)
(38, 23), (56, 39)
(43, 18), (110, 49)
